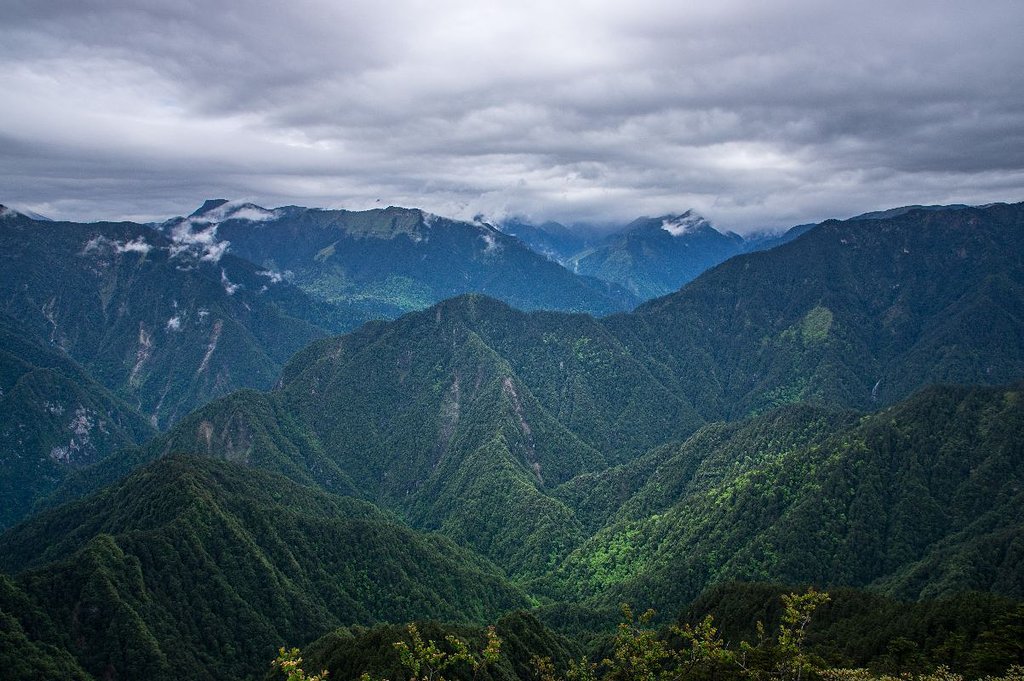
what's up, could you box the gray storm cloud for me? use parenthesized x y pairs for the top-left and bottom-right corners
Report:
(2, 0), (1022, 231)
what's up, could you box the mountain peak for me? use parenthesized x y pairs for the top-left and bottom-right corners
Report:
(0, 204), (53, 221)
(190, 199), (231, 217)
(185, 200), (280, 225)
(658, 211), (712, 237)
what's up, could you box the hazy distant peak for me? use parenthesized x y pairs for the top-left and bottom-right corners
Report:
(190, 199), (231, 217)
(0, 204), (53, 221)
(850, 204), (973, 221)
(658, 211), (713, 237)
(188, 200), (281, 225)
(418, 208), (486, 231)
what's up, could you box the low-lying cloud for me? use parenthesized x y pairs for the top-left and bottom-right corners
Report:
(2, 0), (1023, 231)
(168, 219), (230, 263)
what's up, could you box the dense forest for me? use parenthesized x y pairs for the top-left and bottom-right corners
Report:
(1, 202), (1022, 680)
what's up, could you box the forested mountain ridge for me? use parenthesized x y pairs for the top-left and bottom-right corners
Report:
(178, 200), (638, 318)
(0, 208), (350, 428)
(546, 382), (1024, 612)
(38, 203), (1024, 583)
(2, 201), (1024, 681)
(0, 455), (528, 681)
(615, 201), (1024, 418)
(0, 317), (154, 529)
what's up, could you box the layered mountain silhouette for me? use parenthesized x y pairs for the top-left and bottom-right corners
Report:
(1, 200), (1023, 681)
(176, 200), (638, 317)
(503, 211), (811, 300)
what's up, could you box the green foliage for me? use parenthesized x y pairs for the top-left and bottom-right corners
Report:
(772, 588), (831, 681)
(0, 573), (93, 680)
(799, 307), (834, 345)
(820, 665), (1024, 681)
(303, 612), (578, 681)
(682, 582), (1024, 677)
(380, 622), (501, 681)
(530, 591), (829, 681)
(601, 604), (673, 681)
(550, 384), (1024, 610)
(303, 589), (1024, 681)
(0, 456), (527, 681)
(272, 647), (328, 681)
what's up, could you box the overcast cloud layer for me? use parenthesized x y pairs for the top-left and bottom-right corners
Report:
(3, 0), (1023, 231)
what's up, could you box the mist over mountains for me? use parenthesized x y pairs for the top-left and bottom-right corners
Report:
(1, 199), (1023, 681)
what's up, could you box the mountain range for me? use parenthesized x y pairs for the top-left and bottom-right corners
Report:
(1, 200), (1022, 681)
(501, 210), (812, 299)
(174, 200), (638, 318)
(0, 200), (646, 530)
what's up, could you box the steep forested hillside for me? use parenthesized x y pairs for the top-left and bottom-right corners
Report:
(617, 202), (1024, 418)
(549, 383), (1024, 611)
(0, 209), (349, 428)
(0, 318), (154, 529)
(52, 295), (702, 579)
(0, 456), (528, 681)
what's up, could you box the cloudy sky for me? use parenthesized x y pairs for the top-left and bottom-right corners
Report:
(3, 0), (1023, 231)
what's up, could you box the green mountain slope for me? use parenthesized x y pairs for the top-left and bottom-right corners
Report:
(569, 212), (747, 299)
(44, 205), (1024, 586)
(192, 201), (638, 316)
(550, 383), (1024, 611)
(52, 295), (702, 580)
(0, 455), (527, 681)
(0, 317), (154, 530)
(0, 208), (348, 428)
(617, 202), (1024, 418)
